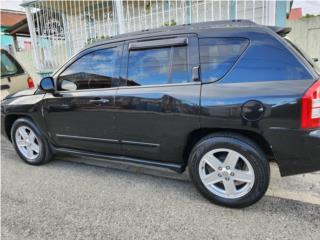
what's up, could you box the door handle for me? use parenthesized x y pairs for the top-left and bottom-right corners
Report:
(192, 66), (200, 82)
(89, 98), (110, 104)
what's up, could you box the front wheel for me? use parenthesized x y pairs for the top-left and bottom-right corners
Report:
(188, 133), (270, 208)
(11, 118), (52, 165)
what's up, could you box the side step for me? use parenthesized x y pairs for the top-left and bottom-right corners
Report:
(53, 147), (185, 173)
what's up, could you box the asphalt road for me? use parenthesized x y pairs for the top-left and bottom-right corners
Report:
(1, 137), (320, 240)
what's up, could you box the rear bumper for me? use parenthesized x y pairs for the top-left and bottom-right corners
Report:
(265, 128), (320, 176)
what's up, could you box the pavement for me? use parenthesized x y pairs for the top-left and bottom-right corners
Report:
(1, 136), (320, 240)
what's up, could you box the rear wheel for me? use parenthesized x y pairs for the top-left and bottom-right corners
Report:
(188, 133), (270, 208)
(11, 118), (52, 165)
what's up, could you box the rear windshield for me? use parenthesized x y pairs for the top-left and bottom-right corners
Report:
(0, 51), (24, 77)
(284, 38), (319, 75)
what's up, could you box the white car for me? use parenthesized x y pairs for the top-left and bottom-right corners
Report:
(1, 49), (35, 99)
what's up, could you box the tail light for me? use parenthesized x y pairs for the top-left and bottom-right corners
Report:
(27, 77), (35, 88)
(301, 80), (320, 129)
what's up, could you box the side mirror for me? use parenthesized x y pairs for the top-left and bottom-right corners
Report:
(61, 80), (77, 91)
(39, 77), (55, 93)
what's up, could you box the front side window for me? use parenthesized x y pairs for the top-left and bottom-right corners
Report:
(126, 45), (191, 86)
(57, 46), (122, 90)
(200, 38), (249, 82)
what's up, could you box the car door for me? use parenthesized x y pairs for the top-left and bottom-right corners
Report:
(114, 35), (201, 164)
(43, 43), (123, 155)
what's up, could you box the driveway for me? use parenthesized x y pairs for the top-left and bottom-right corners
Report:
(1, 137), (320, 240)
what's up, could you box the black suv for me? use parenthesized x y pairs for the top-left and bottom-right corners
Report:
(1, 20), (319, 208)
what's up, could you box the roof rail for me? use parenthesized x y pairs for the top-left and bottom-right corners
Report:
(88, 19), (260, 49)
(107, 19), (257, 40)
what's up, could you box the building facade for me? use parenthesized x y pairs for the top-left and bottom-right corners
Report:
(21, 0), (291, 76)
(0, 9), (27, 53)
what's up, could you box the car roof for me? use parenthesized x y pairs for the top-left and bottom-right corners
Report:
(85, 20), (260, 48)
(84, 19), (290, 52)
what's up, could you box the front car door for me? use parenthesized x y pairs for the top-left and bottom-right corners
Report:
(114, 35), (201, 164)
(43, 43), (123, 155)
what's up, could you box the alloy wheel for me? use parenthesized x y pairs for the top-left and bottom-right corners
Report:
(199, 148), (255, 199)
(15, 126), (41, 161)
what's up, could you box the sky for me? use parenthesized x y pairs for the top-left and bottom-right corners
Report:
(0, 0), (320, 15)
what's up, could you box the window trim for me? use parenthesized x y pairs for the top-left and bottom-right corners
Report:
(54, 42), (124, 92)
(128, 37), (188, 51)
(116, 81), (201, 90)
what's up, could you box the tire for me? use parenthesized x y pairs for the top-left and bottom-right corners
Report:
(188, 132), (270, 208)
(11, 117), (52, 165)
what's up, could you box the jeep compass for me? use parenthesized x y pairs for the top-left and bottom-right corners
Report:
(1, 20), (319, 208)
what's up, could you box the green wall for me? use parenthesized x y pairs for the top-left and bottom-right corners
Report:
(276, 0), (289, 27)
(0, 26), (14, 50)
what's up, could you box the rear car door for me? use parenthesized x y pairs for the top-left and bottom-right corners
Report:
(114, 35), (201, 164)
(43, 43), (123, 155)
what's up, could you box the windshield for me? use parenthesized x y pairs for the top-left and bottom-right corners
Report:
(284, 37), (320, 75)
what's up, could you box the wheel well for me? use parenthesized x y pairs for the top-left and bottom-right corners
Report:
(4, 114), (29, 141)
(183, 128), (275, 164)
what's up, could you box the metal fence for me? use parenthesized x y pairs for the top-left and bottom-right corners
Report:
(23, 0), (277, 74)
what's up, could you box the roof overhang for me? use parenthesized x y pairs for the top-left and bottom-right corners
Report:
(5, 18), (30, 36)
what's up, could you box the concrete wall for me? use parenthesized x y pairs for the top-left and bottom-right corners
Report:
(15, 50), (41, 83)
(287, 16), (320, 67)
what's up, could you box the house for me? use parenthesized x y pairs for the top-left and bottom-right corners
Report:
(0, 9), (28, 53)
(21, 0), (291, 76)
(288, 7), (302, 20)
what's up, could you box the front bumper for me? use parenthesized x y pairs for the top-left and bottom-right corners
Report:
(265, 128), (320, 176)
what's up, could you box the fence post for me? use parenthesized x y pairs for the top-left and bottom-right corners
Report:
(114, 0), (125, 34)
(275, 0), (288, 27)
(25, 6), (41, 72)
(229, 0), (236, 20)
(185, 0), (192, 24)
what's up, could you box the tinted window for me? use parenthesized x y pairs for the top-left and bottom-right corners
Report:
(58, 46), (121, 90)
(126, 45), (190, 86)
(127, 48), (170, 86)
(199, 38), (249, 82)
(221, 36), (313, 83)
(284, 38), (319, 74)
(171, 46), (191, 84)
(1, 52), (23, 77)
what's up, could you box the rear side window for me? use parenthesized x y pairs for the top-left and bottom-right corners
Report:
(1, 51), (24, 77)
(57, 46), (122, 91)
(284, 38), (319, 74)
(221, 35), (313, 83)
(126, 45), (191, 86)
(127, 48), (171, 86)
(199, 38), (249, 82)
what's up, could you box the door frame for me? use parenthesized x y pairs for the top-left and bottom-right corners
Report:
(43, 41), (125, 149)
(113, 34), (201, 163)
